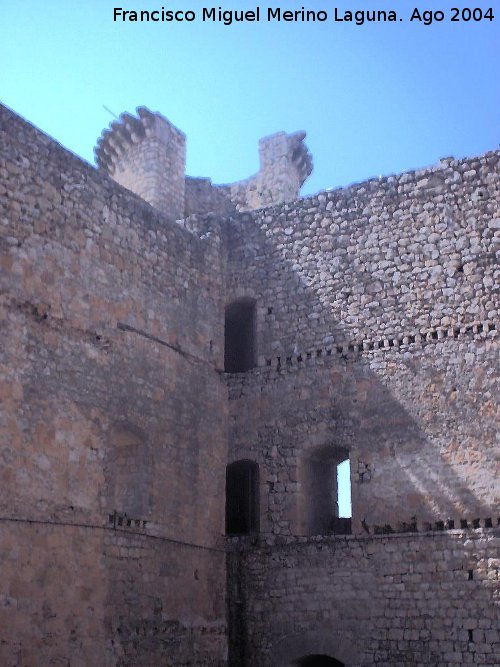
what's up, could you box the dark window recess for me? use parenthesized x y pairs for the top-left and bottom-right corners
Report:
(225, 460), (259, 535)
(330, 517), (352, 535)
(296, 656), (345, 667)
(224, 299), (256, 373)
(300, 447), (351, 536)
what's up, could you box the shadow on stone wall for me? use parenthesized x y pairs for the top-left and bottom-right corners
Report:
(223, 210), (496, 536)
(221, 187), (498, 665)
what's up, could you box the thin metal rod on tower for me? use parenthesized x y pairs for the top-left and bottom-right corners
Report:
(103, 105), (119, 120)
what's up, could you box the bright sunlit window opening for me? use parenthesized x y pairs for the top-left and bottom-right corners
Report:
(337, 458), (352, 518)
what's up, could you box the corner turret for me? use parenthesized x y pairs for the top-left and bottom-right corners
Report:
(95, 107), (313, 217)
(95, 107), (186, 220)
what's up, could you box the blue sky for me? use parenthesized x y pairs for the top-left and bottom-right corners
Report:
(1, 0), (498, 195)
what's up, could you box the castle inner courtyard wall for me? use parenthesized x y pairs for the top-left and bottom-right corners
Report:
(1, 104), (228, 666)
(225, 150), (498, 534)
(0, 101), (498, 666)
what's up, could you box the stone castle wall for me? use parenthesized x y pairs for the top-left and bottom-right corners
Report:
(0, 522), (226, 667)
(228, 530), (500, 667)
(226, 342), (498, 537)
(185, 177), (237, 217)
(221, 146), (499, 666)
(0, 103), (227, 666)
(226, 152), (498, 358)
(224, 151), (499, 535)
(0, 101), (498, 666)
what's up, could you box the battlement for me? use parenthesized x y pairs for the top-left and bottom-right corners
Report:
(95, 107), (187, 219)
(94, 106), (313, 218)
(259, 129), (312, 189)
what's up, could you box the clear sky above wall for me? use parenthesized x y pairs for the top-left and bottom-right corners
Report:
(1, 0), (498, 195)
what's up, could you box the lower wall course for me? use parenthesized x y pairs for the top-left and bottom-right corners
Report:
(228, 530), (500, 666)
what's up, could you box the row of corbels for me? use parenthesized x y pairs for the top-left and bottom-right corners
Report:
(370, 515), (498, 535)
(257, 319), (498, 370)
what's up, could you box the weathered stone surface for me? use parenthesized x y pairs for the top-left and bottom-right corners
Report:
(1, 104), (227, 666)
(0, 101), (498, 666)
(228, 530), (500, 667)
(95, 107), (313, 217)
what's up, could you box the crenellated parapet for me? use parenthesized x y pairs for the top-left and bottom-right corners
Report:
(94, 107), (313, 217)
(95, 107), (150, 175)
(228, 130), (313, 211)
(259, 130), (313, 190)
(95, 107), (186, 220)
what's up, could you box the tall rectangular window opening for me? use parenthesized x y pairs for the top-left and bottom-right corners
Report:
(224, 298), (256, 373)
(299, 446), (351, 536)
(337, 458), (352, 518)
(225, 460), (260, 535)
